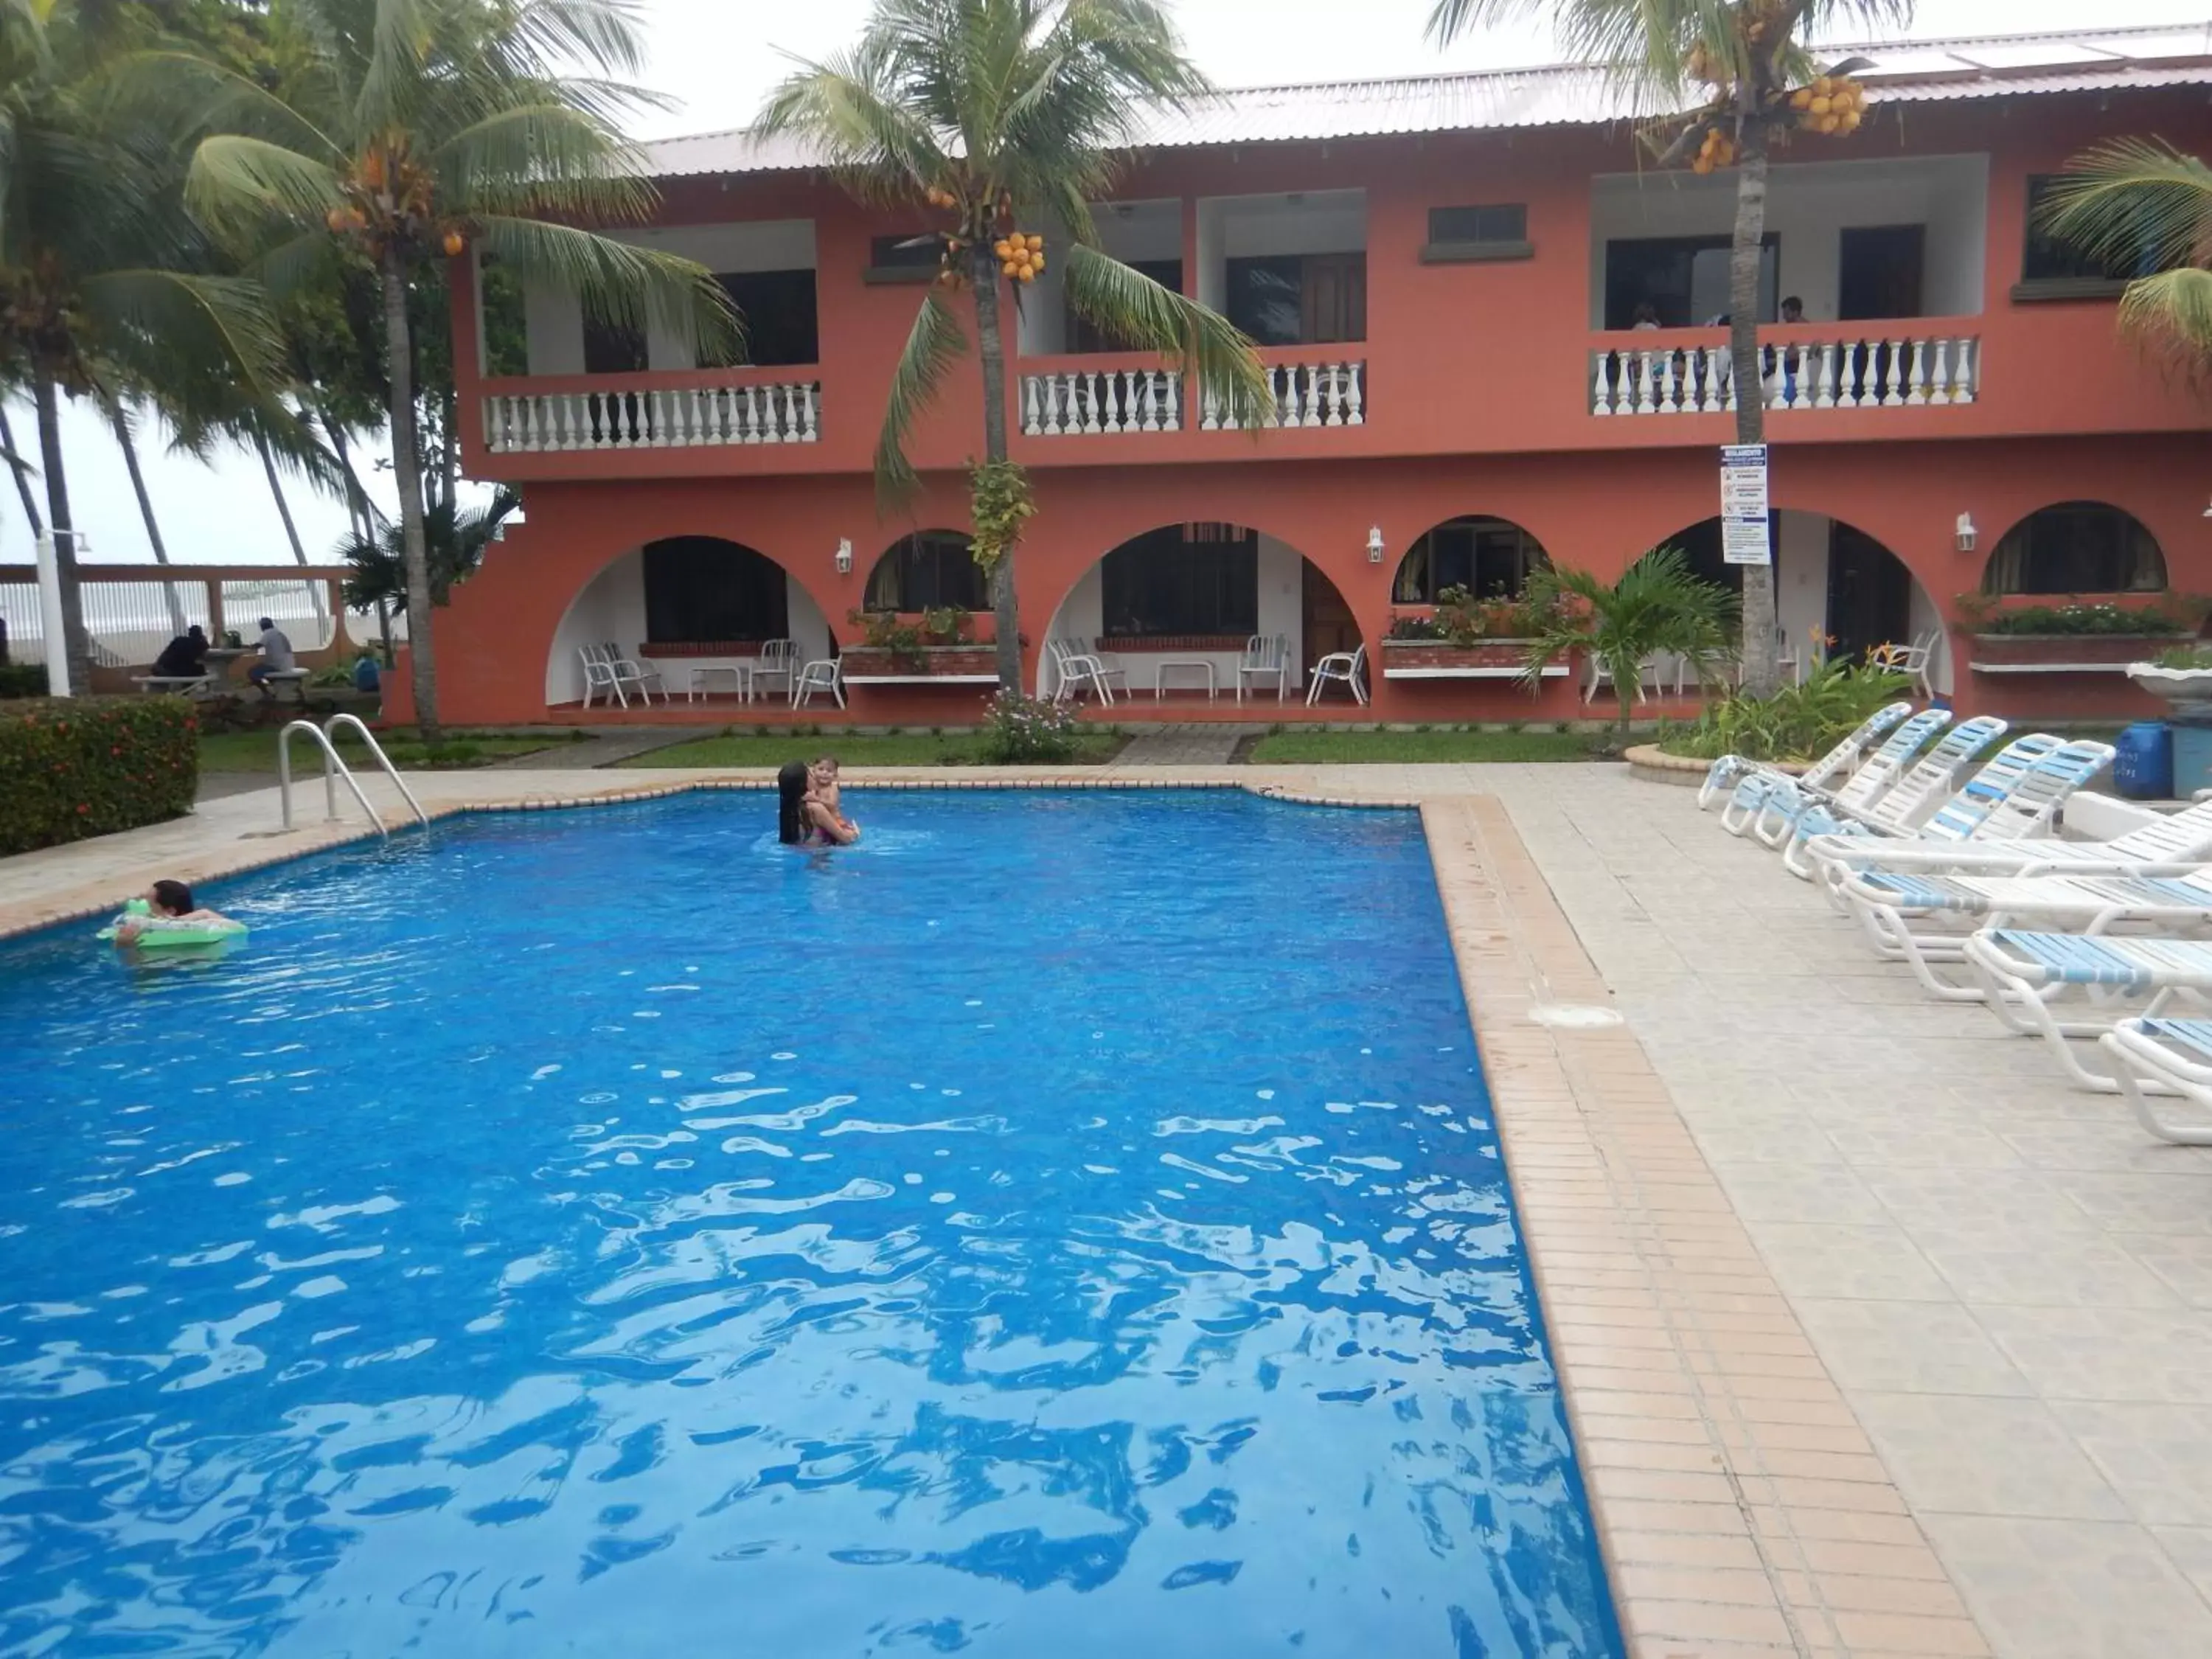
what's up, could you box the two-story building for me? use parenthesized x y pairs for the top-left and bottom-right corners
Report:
(403, 24), (2212, 727)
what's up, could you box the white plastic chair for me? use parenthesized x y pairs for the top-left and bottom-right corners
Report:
(579, 643), (653, 709)
(753, 639), (798, 699)
(791, 657), (844, 709)
(1047, 638), (1124, 706)
(1235, 633), (1290, 703)
(1870, 630), (1939, 700)
(603, 642), (664, 703)
(1307, 641), (1368, 706)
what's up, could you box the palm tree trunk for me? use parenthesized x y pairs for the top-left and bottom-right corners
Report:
(31, 368), (92, 689)
(0, 403), (44, 539)
(321, 413), (381, 540)
(255, 432), (310, 565)
(972, 250), (1020, 689)
(1729, 119), (1780, 698)
(380, 244), (440, 740)
(105, 397), (187, 636)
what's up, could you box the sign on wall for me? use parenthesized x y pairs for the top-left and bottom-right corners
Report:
(1719, 443), (1772, 566)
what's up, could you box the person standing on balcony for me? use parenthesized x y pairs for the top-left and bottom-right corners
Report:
(247, 616), (295, 697)
(1776, 296), (1806, 403)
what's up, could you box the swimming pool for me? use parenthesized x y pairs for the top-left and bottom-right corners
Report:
(0, 788), (1620, 1657)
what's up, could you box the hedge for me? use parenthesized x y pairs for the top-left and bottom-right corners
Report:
(1, 697), (200, 855)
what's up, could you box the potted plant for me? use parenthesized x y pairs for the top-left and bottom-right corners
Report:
(840, 609), (998, 680)
(2127, 642), (2212, 712)
(1956, 592), (2208, 672)
(1380, 585), (1576, 674)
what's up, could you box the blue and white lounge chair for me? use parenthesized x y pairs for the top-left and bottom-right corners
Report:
(1778, 715), (2010, 872)
(1700, 700), (1911, 817)
(1962, 928), (2212, 1091)
(1748, 707), (1955, 849)
(2100, 1018), (2212, 1144)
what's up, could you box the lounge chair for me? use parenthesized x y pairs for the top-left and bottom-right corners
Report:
(1775, 715), (2010, 872)
(1307, 642), (1368, 706)
(1963, 928), (2212, 1093)
(1703, 699), (1910, 819)
(1810, 793), (2212, 883)
(2099, 1018), (2212, 1145)
(1747, 707), (1955, 849)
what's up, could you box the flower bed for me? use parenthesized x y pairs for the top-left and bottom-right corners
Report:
(1, 697), (199, 855)
(1380, 638), (1541, 672)
(840, 644), (1000, 679)
(1968, 634), (2181, 669)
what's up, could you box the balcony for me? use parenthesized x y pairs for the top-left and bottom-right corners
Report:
(1587, 324), (1981, 417)
(481, 367), (822, 454)
(1018, 347), (1368, 437)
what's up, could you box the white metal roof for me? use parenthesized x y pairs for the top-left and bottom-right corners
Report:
(645, 22), (2212, 179)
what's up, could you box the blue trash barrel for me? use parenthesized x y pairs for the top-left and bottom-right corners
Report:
(2174, 720), (2212, 799)
(2114, 722), (2174, 800)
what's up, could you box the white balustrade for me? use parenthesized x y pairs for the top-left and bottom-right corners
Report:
(1589, 334), (1978, 417)
(481, 378), (822, 453)
(1202, 359), (1367, 431)
(1019, 367), (1183, 435)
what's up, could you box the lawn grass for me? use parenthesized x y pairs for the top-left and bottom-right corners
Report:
(1242, 727), (1610, 764)
(620, 729), (1127, 768)
(198, 729), (574, 772)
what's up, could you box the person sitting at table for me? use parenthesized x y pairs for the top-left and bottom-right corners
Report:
(152, 625), (209, 681)
(247, 616), (295, 696)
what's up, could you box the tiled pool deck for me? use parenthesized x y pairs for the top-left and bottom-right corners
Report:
(10, 762), (2211, 1658)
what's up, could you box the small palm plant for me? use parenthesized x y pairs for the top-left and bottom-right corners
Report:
(759, 0), (1271, 688)
(1519, 546), (1739, 750)
(2039, 139), (2212, 370)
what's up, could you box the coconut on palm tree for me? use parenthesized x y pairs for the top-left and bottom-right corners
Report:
(155, 0), (734, 738)
(759, 0), (1271, 689)
(1428, 0), (1909, 695)
(2039, 139), (2212, 369)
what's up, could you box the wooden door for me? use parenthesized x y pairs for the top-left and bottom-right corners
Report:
(1300, 254), (1368, 344)
(1837, 226), (1924, 321)
(1301, 560), (1359, 673)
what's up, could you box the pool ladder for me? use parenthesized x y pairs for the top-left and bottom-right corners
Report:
(276, 715), (429, 838)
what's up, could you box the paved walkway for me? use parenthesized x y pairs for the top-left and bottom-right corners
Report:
(1108, 723), (1260, 765)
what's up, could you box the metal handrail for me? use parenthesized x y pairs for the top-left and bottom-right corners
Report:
(323, 713), (429, 827)
(277, 720), (385, 836)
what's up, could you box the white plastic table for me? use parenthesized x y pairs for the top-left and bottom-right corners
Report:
(1155, 659), (1217, 700)
(689, 664), (753, 702)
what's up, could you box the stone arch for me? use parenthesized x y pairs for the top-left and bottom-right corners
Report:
(1391, 513), (1554, 605)
(1980, 501), (2168, 596)
(862, 527), (987, 613)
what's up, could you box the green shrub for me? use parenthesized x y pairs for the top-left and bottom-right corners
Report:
(0, 697), (199, 854)
(0, 661), (46, 698)
(1955, 592), (2208, 636)
(1660, 658), (1912, 763)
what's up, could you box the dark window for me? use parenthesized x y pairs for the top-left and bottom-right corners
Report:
(1983, 503), (2167, 594)
(1670, 517), (1753, 595)
(864, 530), (986, 611)
(478, 254), (528, 378)
(711, 268), (818, 366)
(1101, 524), (1259, 637)
(1394, 518), (1551, 602)
(1837, 225), (1924, 321)
(870, 232), (941, 270)
(2022, 175), (2171, 285)
(1427, 204), (1526, 245)
(582, 313), (647, 375)
(1604, 235), (1778, 329)
(1225, 253), (1366, 345)
(1069, 259), (1183, 352)
(642, 537), (790, 644)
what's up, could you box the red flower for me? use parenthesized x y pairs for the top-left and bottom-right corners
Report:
(76, 803), (88, 814)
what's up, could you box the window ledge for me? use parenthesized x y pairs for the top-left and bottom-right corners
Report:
(1419, 240), (1534, 265)
(2010, 276), (2128, 303)
(863, 265), (938, 285)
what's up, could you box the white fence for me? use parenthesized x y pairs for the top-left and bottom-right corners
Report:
(1590, 333), (1979, 416)
(1019, 358), (1368, 437)
(0, 575), (350, 666)
(482, 379), (822, 453)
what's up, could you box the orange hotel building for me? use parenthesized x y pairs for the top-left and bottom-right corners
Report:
(400, 24), (2212, 728)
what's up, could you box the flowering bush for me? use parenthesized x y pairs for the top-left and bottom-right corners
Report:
(1, 697), (199, 854)
(1953, 592), (2209, 636)
(1388, 585), (1580, 646)
(978, 689), (1080, 762)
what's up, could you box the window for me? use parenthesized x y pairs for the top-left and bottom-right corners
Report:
(1604, 235), (1778, 330)
(864, 530), (986, 611)
(1101, 524), (1259, 638)
(2020, 175), (2174, 293)
(1225, 253), (1366, 345)
(866, 232), (941, 282)
(1983, 503), (2166, 594)
(1394, 518), (1551, 603)
(710, 268), (819, 366)
(642, 538), (790, 644)
(1069, 260), (1183, 352)
(1422, 204), (1531, 262)
(582, 313), (647, 375)
(478, 254), (528, 377)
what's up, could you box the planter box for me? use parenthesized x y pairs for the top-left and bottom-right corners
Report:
(841, 644), (999, 684)
(1969, 633), (2184, 674)
(1381, 638), (1571, 679)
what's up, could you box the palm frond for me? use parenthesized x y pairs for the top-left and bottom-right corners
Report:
(1062, 243), (1269, 428)
(434, 101), (654, 218)
(184, 133), (344, 240)
(79, 268), (287, 397)
(470, 213), (737, 361)
(2114, 266), (2212, 369)
(756, 49), (951, 206)
(2042, 138), (2212, 273)
(875, 285), (967, 501)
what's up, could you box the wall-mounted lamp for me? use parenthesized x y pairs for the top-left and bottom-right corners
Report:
(1955, 512), (1977, 554)
(1366, 526), (1385, 565)
(834, 538), (854, 576)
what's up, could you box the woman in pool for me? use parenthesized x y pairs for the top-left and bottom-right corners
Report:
(777, 759), (858, 847)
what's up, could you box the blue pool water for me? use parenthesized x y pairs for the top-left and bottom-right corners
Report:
(0, 790), (1620, 1658)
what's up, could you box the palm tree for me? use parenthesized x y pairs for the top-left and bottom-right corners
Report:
(1428, 0), (1908, 696)
(1519, 546), (1737, 749)
(2040, 139), (2212, 370)
(158, 0), (734, 737)
(340, 486), (519, 616)
(760, 0), (1270, 689)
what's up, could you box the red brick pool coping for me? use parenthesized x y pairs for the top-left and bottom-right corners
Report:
(0, 770), (1992, 1658)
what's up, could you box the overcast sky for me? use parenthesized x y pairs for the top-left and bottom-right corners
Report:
(7, 0), (2208, 568)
